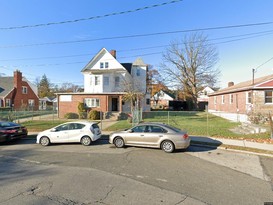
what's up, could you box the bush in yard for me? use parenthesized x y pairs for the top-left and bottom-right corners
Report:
(78, 102), (87, 119)
(88, 110), (100, 120)
(64, 112), (79, 119)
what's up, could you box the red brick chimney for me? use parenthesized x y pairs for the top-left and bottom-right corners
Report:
(14, 70), (22, 89)
(228, 82), (234, 87)
(110, 50), (116, 59)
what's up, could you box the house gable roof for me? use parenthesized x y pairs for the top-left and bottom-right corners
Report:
(81, 48), (128, 73)
(209, 73), (273, 96)
(0, 77), (14, 97)
(153, 90), (175, 100)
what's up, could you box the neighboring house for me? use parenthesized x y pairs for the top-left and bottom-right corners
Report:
(197, 86), (215, 102)
(151, 90), (175, 109)
(57, 48), (151, 118)
(39, 97), (57, 110)
(197, 86), (215, 110)
(0, 70), (39, 110)
(208, 74), (273, 116)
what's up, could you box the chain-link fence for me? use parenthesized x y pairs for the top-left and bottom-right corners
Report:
(0, 110), (58, 123)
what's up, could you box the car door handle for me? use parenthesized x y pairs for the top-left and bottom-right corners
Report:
(141, 135), (144, 137)
(159, 135), (163, 137)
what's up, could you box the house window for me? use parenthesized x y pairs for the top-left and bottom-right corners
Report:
(5, 99), (11, 107)
(105, 62), (109, 68)
(22, 86), (27, 94)
(246, 92), (252, 104)
(103, 77), (109, 86)
(146, 99), (150, 105)
(230, 94), (233, 104)
(95, 76), (100, 85)
(265, 90), (273, 103)
(100, 62), (109, 68)
(136, 68), (140, 76)
(28, 99), (34, 107)
(115, 76), (120, 87)
(221, 95), (225, 104)
(84, 98), (100, 107)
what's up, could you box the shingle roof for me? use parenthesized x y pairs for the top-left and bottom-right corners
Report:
(121, 63), (132, 74)
(209, 73), (273, 96)
(0, 77), (14, 97)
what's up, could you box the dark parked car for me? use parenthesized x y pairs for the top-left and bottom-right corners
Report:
(0, 121), (28, 143)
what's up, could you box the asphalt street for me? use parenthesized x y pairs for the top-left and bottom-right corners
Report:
(0, 138), (273, 205)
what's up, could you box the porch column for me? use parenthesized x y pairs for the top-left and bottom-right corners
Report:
(106, 96), (109, 112)
(119, 95), (123, 112)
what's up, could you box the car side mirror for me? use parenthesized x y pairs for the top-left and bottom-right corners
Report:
(51, 128), (57, 132)
(128, 129), (133, 133)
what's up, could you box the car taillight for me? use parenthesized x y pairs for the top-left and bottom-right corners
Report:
(182, 134), (189, 139)
(1, 129), (16, 134)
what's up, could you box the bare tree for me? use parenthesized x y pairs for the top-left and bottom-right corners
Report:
(161, 33), (220, 109)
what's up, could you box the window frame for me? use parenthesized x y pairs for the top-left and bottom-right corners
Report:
(265, 90), (273, 104)
(5, 99), (11, 107)
(103, 76), (109, 86)
(221, 95), (225, 104)
(246, 91), (252, 104)
(229, 94), (233, 104)
(94, 76), (100, 86)
(84, 98), (100, 108)
(22, 86), (28, 94)
(115, 76), (120, 87)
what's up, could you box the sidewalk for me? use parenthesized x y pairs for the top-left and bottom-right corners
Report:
(191, 136), (273, 153)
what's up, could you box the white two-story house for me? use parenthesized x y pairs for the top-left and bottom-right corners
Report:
(57, 48), (150, 118)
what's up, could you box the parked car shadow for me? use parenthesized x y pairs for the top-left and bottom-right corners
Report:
(185, 136), (222, 153)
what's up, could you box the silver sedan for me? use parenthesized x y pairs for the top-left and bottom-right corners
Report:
(109, 122), (190, 153)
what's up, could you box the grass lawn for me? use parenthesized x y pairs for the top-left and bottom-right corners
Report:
(105, 112), (271, 140)
(22, 120), (68, 132)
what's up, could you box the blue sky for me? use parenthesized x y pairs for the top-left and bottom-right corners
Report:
(1, 0), (273, 88)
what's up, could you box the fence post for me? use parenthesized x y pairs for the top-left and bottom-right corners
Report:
(100, 111), (103, 131)
(206, 105), (209, 137)
(168, 111), (170, 125)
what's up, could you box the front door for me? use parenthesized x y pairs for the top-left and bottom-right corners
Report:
(112, 98), (118, 111)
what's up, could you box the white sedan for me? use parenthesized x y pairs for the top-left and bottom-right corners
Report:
(36, 121), (101, 146)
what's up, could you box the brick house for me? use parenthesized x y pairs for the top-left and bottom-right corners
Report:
(208, 74), (273, 118)
(0, 70), (39, 110)
(57, 48), (151, 118)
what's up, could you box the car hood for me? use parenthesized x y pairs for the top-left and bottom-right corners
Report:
(37, 128), (52, 136)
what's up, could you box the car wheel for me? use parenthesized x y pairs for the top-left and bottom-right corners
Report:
(114, 137), (125, 148)
(40, 136), (50, 146)
(81, 136), (91, 146)
(161, 140), (175, 153)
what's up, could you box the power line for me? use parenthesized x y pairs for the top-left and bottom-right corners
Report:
(0, 0), (182, 30)
(254, 56), (273, 72)
(1, 29), (273, 62)
(1, 22), (273, 49)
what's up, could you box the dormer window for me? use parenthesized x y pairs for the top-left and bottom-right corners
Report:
(105, 62), (109, 68)
(100, 62), (104, 68)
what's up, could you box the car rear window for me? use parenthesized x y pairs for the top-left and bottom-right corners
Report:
(91, 124), (99, 129)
